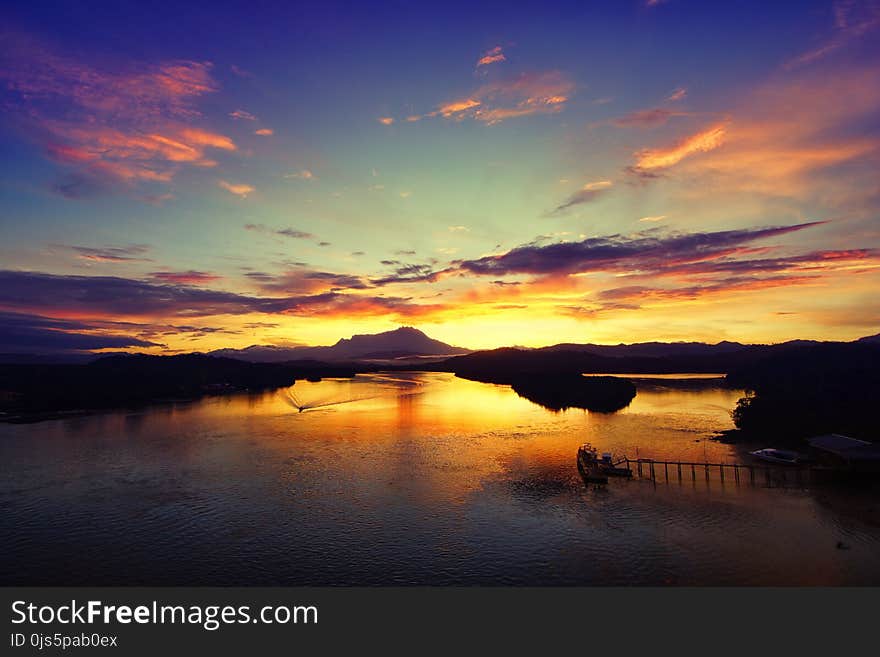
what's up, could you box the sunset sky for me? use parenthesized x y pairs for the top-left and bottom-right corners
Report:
(1, 0), (879, 354)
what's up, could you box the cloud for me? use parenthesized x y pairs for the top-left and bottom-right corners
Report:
(0, 311), (161, 353)
(244, 224), (315, 239)
(0, 270), (446, 322)
(378, 117), (395, 125)
(54, 243), (152, 263)
(229, 110), (257, 121)
(370, 262), (444, 286)
(455, 221), (826, 277)
(667, 87), (687, 102)
(414, 71), (575, 124)
(436, 99), (482, 117)
(247, 268), (369, 294)
(40, 125), (235, 187)
(669, 66), (880, 196)
(254, 128), (273, 136)
(1, 34), (231, 194)
(477, 46), (506, 67)
(595, 275), (825, 307)
(785, 1), (880, 70)
(639, 215), (667, 222)
(550, 180), (613, 214)
(149, 270), (221, 285)
(284, 169), (316, 180)
(218, 180), (254, 197)
(229, 64), (253, 78)
(633, 123), (726, 170)
(613, 108), (686, 128)
(448, 225), (470, 232)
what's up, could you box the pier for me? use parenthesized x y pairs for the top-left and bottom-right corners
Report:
(616, 456), (833, 488)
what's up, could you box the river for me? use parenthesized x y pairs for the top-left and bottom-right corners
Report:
(2, 372), (878, 585)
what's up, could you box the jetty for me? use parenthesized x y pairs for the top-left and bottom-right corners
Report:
(578, 448), (878, 489)
(621, 456), (816, 487)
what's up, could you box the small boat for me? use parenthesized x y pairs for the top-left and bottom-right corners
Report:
(749, 448), (806, 465)
(598, 452), (633, 477)
(577, 444), (608, 484)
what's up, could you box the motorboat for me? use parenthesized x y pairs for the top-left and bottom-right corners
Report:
(749, 448), (806, 465)
(577, 444), (608, 484)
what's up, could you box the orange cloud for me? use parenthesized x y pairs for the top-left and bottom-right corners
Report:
(437, 99), (482, 117)
(378, 117), (395, 125)
(418, 71), (574, 124)
(635, 123), (726, 170)
(218, 180), (254, 198)
(44, 124), (236, 182)
(254, 128), (273, 136)
(1, 34), (231, 194)
(284, 169), (315, 180)
(477, 46), (506, 67)
(671, 67), (880, 197)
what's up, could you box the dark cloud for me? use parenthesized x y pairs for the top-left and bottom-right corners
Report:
(247, 269), (369, 293)
(54, 243), (152, 263)
(549, 182), (613, 215)
(51, 173), (114, 200)
(370, 263), (442, 286)
(456, 222), (827, 277)
(244, 224), (315, 240)
(612, 108), (685, 128)
(149, 270), (221, 284)
(0, 270), (432, 320)
(0, 270), (279, 317)
(0, 311), (161, 353)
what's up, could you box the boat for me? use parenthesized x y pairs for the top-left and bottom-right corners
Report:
(577, 444), (608, 484)
(749, 448), (806, 465)
(598, 452), (633, 478)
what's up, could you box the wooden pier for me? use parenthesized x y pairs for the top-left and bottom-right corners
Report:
(619, 456), (825, 488)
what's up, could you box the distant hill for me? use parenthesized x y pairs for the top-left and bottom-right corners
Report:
(539, 340), (750, 359)
(857, 332), (880, 344)
(210, 327), (470, 362)
(726, 341), (880, 441)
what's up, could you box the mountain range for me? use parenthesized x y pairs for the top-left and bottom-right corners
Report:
(2, 326), (878, 365)
(209, 326), (470, 362)
(210, 327), (880, 364)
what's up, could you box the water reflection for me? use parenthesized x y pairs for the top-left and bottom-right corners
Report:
(1, 372), (878, 585)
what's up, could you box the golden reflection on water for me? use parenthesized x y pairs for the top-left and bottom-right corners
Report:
(4, 371), (880, 585)
(155, 372), (745, 506)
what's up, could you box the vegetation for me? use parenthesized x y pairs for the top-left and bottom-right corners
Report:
(0, 354), (367, 420)
(727, 343), (880, 441)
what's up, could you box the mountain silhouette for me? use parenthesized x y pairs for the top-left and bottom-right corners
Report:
(209, 326), (470, 362)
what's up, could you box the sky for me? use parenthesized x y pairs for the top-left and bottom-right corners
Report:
(1, 0), (879, 354)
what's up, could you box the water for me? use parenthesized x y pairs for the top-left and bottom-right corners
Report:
(2, 372), (879, 585)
